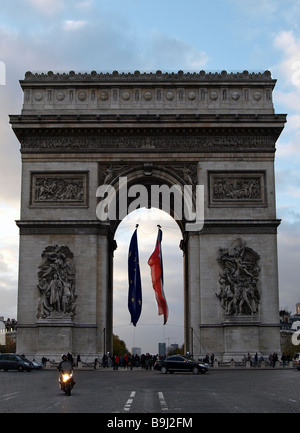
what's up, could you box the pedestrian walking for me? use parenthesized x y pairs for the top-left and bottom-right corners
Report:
(114, 355), (120, 370)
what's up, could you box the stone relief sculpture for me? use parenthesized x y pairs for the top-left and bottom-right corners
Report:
(212, 177), (261, 201)
(37, 245), (77, 320)
(34, 176), (84, 202)
(101, 164), (130, 185)
(216, 239), (260, 316)
(172, 164), (197, 188)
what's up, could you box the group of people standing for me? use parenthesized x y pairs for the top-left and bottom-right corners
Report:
(243, 352), (289, 366)
(99, 353), (159, 370)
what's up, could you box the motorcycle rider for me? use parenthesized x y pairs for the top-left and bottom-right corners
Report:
(58, 354), (75, 386)
(58, 354), (73, 373)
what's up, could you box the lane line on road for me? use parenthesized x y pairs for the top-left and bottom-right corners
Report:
(0, 392), (18, 402)
(158, 391), (168, 411)
(123, 391), (136, 411)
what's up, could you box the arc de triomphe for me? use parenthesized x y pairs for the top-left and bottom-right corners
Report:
(10, 70), (286, 361)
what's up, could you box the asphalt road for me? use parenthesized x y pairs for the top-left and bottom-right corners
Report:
(0, 367), (299, 416)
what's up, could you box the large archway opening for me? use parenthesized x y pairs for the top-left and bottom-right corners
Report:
(113, 207), (184, 355)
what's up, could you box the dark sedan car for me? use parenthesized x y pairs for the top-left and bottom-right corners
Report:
(0, 354), (34, 372)
(154, 355), (209, 374)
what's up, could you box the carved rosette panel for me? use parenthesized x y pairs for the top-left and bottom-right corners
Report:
(25, 86), (270, 108)
(36, 245), (77, 320)
(31, 172), (88, 207)
(209, 171), (266, 207)
(215, 239), (260, 316)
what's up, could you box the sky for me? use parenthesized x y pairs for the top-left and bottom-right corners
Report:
(0, 0), (300, 354)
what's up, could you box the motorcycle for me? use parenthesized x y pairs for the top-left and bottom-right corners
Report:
(59, 371), (74, 396)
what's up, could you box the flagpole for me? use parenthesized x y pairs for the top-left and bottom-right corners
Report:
(132, 326), (136, 351)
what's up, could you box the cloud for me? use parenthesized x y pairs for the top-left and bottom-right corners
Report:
(275, 167), (300, 219)
(75, 0), (94, 9)
(278, 217), (300, 313)
(276, 135), (300, 160)
(273, 30), (300, 90)
(62, 20), (88, 32)
(29, 0), (65, 15)
(274, 89), (300, 112)
(145, 30), (208, 70)
(0, 286), (18, 319)
(230, 0), (279, 16)
(272, 30), (300, 165)
(0, 219), (18, 318)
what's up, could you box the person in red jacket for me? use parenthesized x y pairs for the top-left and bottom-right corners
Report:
(114, 355), (120, 370)
(124, 353), (129, 368)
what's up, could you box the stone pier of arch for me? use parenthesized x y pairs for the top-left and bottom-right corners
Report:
(10, 70), (286, 362)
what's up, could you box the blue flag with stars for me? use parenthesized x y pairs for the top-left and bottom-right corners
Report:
(128, 228), (142, 326)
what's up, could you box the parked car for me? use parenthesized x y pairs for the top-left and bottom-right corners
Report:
(0, 354), (34, 372)
(154, 355), (209, 374)
(31, 359), (43, 370)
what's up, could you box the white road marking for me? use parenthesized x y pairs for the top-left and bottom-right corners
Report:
(0, 392), (18, 402)
(123, 391), (136, 411)
(123, 391), (168, 412)
(158, 391), (168, 411)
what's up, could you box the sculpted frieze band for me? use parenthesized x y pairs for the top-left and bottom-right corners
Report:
(21, 134), (275, 152)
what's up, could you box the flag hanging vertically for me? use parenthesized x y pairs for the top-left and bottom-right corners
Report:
(148, 226), (168, 324)
(128, 226), (142, 326)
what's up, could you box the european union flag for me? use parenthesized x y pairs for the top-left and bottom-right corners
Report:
(128, 228), (142, 326)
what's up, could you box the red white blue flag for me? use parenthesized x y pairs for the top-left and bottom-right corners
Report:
(148, 227), (168, 324)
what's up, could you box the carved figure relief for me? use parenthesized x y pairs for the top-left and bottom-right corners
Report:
(31, 172), (88, 207)
(213, 177), (261, 200)
(98, 162), (198, 190)
(100, 164), (130, 185)
(172, 164), (197, 188)
(36, 245), (77, 320)
(209, 172), (265, 206)
(216, 239), (260, 316)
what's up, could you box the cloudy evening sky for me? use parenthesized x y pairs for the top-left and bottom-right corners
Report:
(0, 0), (300, 353)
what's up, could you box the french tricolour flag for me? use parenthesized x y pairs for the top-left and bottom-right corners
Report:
(148, 227), (168, 325)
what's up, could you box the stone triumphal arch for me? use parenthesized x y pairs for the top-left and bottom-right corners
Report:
(10, 70), (286, 361)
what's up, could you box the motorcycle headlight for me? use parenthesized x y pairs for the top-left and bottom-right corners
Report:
(62, 373), (71, 382)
